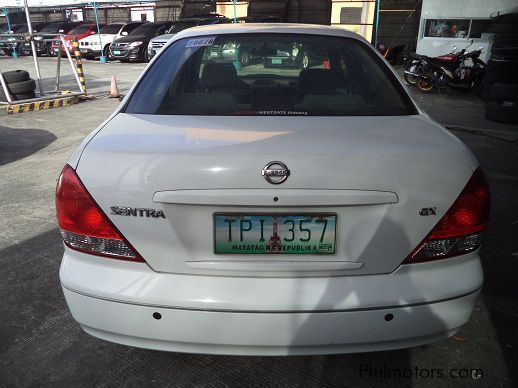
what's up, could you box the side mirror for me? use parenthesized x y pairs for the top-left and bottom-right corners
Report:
(121, 31), (128, 36)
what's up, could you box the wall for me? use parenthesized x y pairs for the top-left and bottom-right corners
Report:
(377, 0), (421, 50)
(330, 0), (375, 41)
(216, 1), (248, 19)
(417, 0), (517, 61)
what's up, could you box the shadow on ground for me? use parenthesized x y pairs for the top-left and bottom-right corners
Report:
(0, 126), (57, 166)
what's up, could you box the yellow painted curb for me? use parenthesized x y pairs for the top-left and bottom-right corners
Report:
(5, 96), (80, 115)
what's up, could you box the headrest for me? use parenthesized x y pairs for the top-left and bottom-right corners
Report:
(201, 63), (238, 91)
(298, 68), (344, 95)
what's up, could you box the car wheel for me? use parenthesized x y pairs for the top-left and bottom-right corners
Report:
(2, 70), (30, 84)
(47, 45), (56, 57)
(103, 45), (112, 60)
(143, 48), (150, 63)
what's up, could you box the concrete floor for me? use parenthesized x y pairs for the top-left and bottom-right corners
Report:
(0, 56), (517, 387)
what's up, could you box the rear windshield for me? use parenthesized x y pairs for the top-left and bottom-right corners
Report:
(69, 25), (94, 34)
(100, 24), (122, 34)
(130, 23), (159, 36)
(125, 33), (417, 116)
(39, 23), (64, 33)
(12, 25), (28, 33)
(168, 21), (199, 33)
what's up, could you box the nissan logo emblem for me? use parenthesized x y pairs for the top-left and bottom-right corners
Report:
(262, 161), (290, 184)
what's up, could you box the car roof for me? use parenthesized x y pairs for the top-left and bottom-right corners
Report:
(172, 23), (365, 41)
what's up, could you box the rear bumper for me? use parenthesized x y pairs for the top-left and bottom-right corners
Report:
(63, 286), (478, 355)
(60, 249), (483, 355)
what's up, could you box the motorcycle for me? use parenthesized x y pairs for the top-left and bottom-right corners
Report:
(404, 46), (456, 85)
(415, 40), (486, 93)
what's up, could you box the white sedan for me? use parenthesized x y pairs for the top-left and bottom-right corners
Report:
(57, 23), (490, 355)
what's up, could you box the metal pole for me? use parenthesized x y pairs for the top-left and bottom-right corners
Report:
(374, 0), (380, 47)
(4, 7), (17, 58)
(3, 8), (11, 32)
(23, 0), (44, 96)
(232, 0), (240, 70)
(60, 35), (85, 94)
(92, 2), (106, 63)
(54, 38), (62, 92)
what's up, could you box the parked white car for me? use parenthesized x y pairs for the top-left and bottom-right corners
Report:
(79, 21), (146, 59)
(58, 24), (489, 356)
(147, 16), (228, 60)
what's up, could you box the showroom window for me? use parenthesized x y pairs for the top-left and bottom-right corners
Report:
(424, 19), (491, 38)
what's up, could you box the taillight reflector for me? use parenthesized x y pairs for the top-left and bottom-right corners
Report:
(404, 168), (490, 264)
(56, 165), (145, 262)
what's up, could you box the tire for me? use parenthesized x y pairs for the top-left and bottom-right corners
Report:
(404, 63), (421, 85)
(487, 59), (518, 73)
(12, 91), (36, 101)
(6, 79), (36, 94)
(103, 45), (111, 60)
(492, 47), (518, 60)
(2, 70), (30, 84)
(0, 88), (36, 102)
(143, 48), (149, 63)
(404, 72), (417, 85)
(481, 81), (494, 102)
(484, 71), (518, 84)
(488, 23), (518, 33)
(490, 83), (518, 102)
(47, 44), (56, 57)
(20, 47), (32, 56)
(485, 101), (518, 124)
(492, 13), (518, 24)
(494, 33), (518, 44)
(417, 72), (434, 92)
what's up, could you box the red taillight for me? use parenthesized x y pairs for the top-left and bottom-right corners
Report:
(56, 165), (145, 262)
(403, 168), (490, 264)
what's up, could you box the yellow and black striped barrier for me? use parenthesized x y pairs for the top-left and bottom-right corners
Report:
(4, 95), (80, 115)
(72, 39), (87, 94)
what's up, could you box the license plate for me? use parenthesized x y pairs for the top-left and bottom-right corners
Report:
(113, 50), (121, 55)
(271, 58), (282, 65)
(80, 48), (87, 53)
(214, 214), (336, 254)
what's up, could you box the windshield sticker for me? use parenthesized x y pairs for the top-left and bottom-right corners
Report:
(257, 110), (308, 116)
(186, 36), (216, 48)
